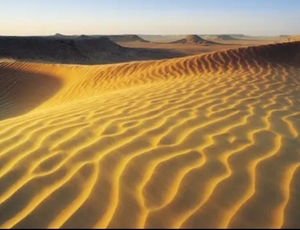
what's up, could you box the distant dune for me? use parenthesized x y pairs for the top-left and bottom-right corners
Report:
(139, 34), (246, 43)
(0, 36), (181, 64)
(138, 35), (186, 43)
(108, 35), (149, 43)
(207, 35), (237, 40)
(52, 34), (150, 43)
(53, 33), (68, 37)
(77, 35), (90, 39)
(0, 41), (300, 228)
(229, 34), (247, 38)
(201, 34), (246, 39)
(170, 35), (219, 45)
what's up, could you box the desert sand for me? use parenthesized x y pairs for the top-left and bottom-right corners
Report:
(0, 40), (300, 229)
(283, 36), (300, 42)
(118, 34), (282, 58)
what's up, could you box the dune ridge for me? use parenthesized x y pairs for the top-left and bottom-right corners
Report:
(283, 37), (300, 43)
(0, 42), (300, 228)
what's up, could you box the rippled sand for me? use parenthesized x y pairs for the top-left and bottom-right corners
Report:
(0, 41), (300, 228)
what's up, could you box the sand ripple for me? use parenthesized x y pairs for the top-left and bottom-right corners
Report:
(0, 42), (300, 228)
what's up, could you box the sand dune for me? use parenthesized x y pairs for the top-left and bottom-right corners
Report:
(0, 41), (300, 228)
(271, 36), (300, 45)
(52, 34), (150, 43)
(206, 35), (237, 41)
(171, 35), (219, 45)
(283, 36), (300, 43)
(108, 35), (149, 43)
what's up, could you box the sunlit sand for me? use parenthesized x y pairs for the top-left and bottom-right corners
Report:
(0, 41), (300, 228)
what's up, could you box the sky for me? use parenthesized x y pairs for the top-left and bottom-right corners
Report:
(0, 0), (300, 36)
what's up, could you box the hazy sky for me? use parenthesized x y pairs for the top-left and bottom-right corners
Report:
(1, 0), (300, 36)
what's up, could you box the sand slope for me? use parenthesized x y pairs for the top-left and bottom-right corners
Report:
(0, 42), (300, 228)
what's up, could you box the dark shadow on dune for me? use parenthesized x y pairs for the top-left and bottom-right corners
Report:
(0, 66), (62, 120)
(0, 36), (185, 65)
(239, 41), (300, 67)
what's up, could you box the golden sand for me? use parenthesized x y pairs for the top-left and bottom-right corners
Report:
(0, 42), (300, 228)
(283, 36), (300, 43)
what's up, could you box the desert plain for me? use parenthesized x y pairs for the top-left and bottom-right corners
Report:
(0, 34), (300, 228)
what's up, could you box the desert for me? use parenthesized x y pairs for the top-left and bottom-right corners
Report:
(1, 0), (300, 228)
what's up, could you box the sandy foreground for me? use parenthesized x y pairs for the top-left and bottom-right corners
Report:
(0, 41), (300, 228)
